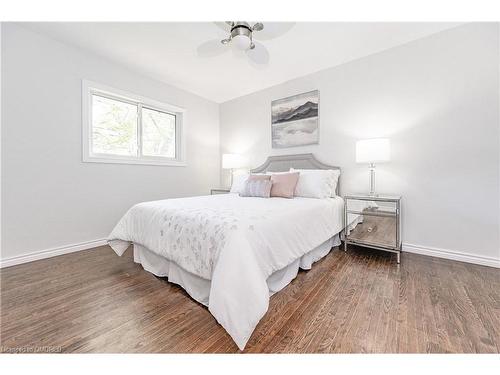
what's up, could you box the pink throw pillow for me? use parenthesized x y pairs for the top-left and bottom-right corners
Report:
(270, 172), (300, 198)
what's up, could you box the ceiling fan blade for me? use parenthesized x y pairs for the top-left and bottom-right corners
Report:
(246, 41), (270, 65)
(214, 21), (233, 33)
(197, 39), (227, 58)
(253, 22), (295, 40)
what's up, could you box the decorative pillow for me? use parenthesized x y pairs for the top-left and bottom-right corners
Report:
(290, 168), (340, 198)
(270, 172), (300, 198)
(248, 174), (271, 181)
(265, 171), (289, 175)
(230, 172), (249, 194)
(239, 179), (273, 198)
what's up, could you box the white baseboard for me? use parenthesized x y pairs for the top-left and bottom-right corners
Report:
(0, 238), (108, 268)
(1, 238), (498, 269)
(403, 243), (500, 268)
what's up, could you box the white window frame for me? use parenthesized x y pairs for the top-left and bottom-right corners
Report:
(82, 80), (186, 166)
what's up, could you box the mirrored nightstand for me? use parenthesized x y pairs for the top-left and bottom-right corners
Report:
(344, 194), (402, 263)
(210, 188), (230, 195)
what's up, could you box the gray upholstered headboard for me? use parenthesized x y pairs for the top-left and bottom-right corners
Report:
(251, 153), (341, 195)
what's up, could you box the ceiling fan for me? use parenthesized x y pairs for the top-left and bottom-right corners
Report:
(197, 22), (294, 66)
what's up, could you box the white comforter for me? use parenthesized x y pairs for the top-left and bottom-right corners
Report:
(108, 194), (344, 350)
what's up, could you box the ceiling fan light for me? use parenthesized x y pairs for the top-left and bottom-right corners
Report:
(232, 34), (250, 50)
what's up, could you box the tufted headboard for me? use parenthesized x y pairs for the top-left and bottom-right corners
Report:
(250, 153), (341, 195)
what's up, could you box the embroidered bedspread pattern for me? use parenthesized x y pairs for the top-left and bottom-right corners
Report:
(108, 194), (345, 350)
(108, 195), (273, 280)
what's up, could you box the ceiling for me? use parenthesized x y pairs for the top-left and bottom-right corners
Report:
(21, 22), (461, 103)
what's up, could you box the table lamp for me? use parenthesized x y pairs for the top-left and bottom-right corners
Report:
(222, 153), (243, 188)
(356, 138), (390, 196)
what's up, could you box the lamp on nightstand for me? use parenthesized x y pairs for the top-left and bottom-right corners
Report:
(222, 153), (243, 188)
(356, 138), (390, 196)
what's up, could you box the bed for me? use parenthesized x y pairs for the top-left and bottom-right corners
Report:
(108, 154), (348, 350)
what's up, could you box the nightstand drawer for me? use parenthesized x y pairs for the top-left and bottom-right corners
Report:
(347, 214), (398, 249)
(346, 199), (398, 216)
(211, 188), (230, 195)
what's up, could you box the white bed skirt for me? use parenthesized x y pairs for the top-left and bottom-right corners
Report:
(133, 234), (341, 307)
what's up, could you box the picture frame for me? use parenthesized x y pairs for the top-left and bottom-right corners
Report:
(271, 90), (319, 148)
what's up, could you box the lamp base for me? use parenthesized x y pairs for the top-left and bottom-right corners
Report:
(368, 163), (377, 196)
(228, 168), (234, 190)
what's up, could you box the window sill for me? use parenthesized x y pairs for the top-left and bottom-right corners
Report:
(82, 155), (187, 167)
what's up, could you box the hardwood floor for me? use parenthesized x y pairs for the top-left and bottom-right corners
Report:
(1, 245), (499, 353)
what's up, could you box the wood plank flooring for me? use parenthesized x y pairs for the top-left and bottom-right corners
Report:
(1, 245), (499, 353)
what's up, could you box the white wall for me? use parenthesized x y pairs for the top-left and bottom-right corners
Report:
(0, 23), (3, 261)
(2, 23), (499, 267)
(1, 24), (220, 261)
(220, 23), (500, 265)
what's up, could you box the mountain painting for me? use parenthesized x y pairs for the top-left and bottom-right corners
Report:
(271, 90), (319, 148)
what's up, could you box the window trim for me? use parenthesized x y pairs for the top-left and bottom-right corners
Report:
(82, 80), (186, 167)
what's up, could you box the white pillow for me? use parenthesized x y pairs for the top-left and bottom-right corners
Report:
(264, 171), (287, 176)
(290, 168), (340, 198)
(230, 172), (249, 194)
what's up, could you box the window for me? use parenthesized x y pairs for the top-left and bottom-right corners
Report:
(82, 80), (186, 166)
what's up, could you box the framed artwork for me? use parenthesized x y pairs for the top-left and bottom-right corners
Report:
(271, 90), (319, 148)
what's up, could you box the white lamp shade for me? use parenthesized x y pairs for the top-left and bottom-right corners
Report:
(222, 153), (243, 169)
(356, 138), (391, 163)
